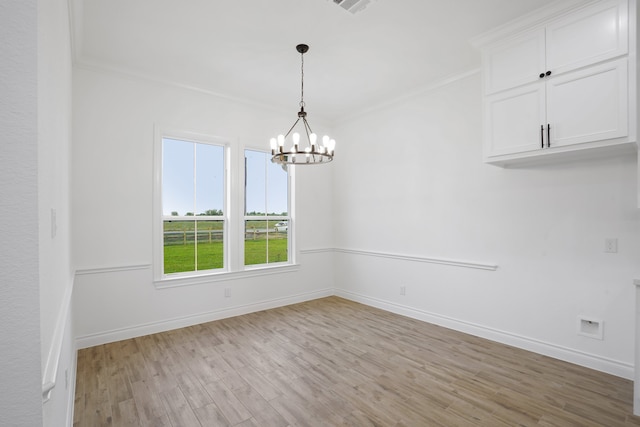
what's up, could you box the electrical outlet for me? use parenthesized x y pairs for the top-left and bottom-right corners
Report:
(604, 238), (618, 253)
(224, 288), (231, 298)
(400, 286), (406, 296)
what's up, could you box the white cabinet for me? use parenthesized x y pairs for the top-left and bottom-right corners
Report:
(548, 58), (628, 147)
(485, 57), (629, 158)
(484, 82), (545, 157)
(484, 31), (546, 95)
(546, 0), (628, 76)
(478, 0), (636, 165)
(485, 0), (629, 95)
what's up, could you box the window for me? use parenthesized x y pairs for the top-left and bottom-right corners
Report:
(244, 149), (290, 266)
(161, 137), (226, 275)
(154, 129), (295, 285)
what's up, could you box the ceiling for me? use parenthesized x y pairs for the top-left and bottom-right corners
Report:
(71, 0), (560, 123)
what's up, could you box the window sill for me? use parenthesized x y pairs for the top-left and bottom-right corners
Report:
(154, 263), (300, 289)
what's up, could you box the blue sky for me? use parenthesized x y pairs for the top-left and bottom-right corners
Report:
(162, 138), (287, 216)
(245, 149), (288, 215)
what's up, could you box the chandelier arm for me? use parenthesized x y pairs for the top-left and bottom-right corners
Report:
(283, 118), (301, 139)
(301, 117), (314, 141)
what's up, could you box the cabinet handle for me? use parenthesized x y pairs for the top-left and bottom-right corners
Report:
(545, 70), (552, 77)
(547, 124), (550, 148)
(541, 125), (544, 148)
(539, 73), (545, 79)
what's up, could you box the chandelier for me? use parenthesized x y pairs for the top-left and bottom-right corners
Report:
(270, 44), (335, 165)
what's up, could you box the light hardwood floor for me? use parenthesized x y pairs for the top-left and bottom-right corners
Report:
(74, 296), (640, 426)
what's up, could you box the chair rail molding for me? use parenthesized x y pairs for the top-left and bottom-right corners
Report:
(42, 276), (74, 402)
(334, 248), (498, 271)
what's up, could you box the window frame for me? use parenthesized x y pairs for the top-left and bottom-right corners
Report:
(153, 127), (297, 289)
(243, 148), (293, 269)
(153, 129), (230, 282)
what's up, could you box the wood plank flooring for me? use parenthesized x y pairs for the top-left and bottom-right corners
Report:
(74, 296), (640, 426)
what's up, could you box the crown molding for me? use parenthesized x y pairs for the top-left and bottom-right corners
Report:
(471, 0), (600, 48)
(334, 67), (481, 126)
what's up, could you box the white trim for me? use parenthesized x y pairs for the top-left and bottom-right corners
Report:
(74, 246), (497, 285)
(334, 68), (481, 126)
(75, 264), (151, 276)
(153, 128), (232, 282)
(42, 276), (74, 402)
(634, 274), (640, 415)
(336, 289), (633, 380)
(75, 288), (334, 349)
(67, 0), (82, 65)
(241, 147), (295, 268)
(300, 248), (334, 255)
(73, 59), (299, 121)
(334, 248), (498, 271)
(154, 263), (300, 289)
(70, 249), (498, 278)
(73, 55), (475, 128)
(288, 156), (297, 267)
(470, 0), (597, 48)
(73, 262), (301, 288)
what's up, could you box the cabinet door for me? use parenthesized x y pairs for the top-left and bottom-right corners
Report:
(484, 83), (546, 158)
(546, 0), (628, 75)
(483, 29), (546, 94)
(547, 57), (628, 148)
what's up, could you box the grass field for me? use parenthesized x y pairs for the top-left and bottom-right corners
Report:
(163, 218), (288, 273)
(164, 238), (288, 273)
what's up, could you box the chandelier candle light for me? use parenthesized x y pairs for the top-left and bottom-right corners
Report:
(270, 44), (335, 165)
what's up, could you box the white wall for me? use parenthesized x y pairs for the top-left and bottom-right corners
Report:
(0, 1), (43, 425)
(333, 72), (640, 378)
(38, 0), (75, 424)
(72, 68), (334, 345)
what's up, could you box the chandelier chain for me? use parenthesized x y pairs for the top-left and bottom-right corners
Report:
(300, 50), (305, 108)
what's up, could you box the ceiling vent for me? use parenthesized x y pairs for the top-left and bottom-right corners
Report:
(332, 0), (374, 14)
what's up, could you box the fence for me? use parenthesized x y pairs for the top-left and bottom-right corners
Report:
(164, 229), (287, 245)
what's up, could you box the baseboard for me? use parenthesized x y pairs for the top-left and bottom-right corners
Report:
(335, 289), (634, 380)
(75, 288), (334, 349)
